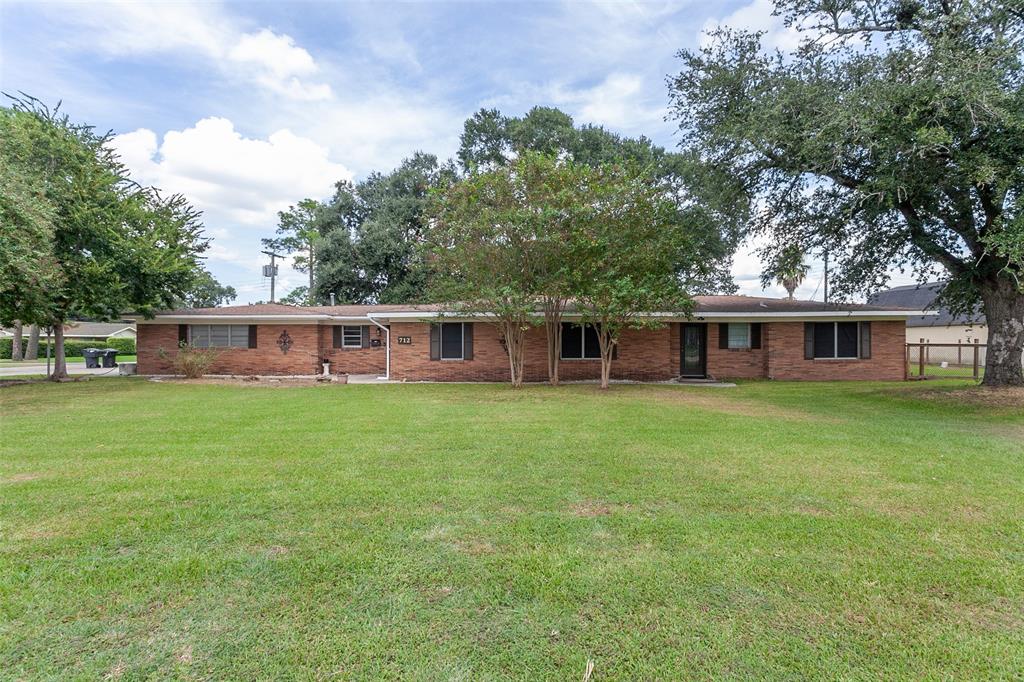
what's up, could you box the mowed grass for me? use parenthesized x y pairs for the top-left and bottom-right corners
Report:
(1, 379), (1022, 679)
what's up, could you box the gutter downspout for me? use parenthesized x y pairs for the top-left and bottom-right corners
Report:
(366, 314), (390, 380)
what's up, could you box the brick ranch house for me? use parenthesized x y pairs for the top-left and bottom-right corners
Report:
(133, 296), (928, 382)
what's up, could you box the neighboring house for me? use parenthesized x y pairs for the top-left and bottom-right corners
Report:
(869, 282), (986, 345)
(1, 322), (137, 341)
(132, 297), (927, 381)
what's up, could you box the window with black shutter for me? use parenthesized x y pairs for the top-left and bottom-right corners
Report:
(811, 321), (862, 359)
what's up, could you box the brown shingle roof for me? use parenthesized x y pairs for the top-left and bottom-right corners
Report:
(150, 296), (918, 317)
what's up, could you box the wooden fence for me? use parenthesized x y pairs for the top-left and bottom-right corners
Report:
(905, 339), (986, 380)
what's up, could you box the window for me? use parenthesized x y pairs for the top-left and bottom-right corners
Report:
(718, 323), (761, 350)
(189, 324), (249, 348)
(342, 325), (363, 348)
(430, 323), (473, 361)
(440, 322), (464, 359)
(561, 323), (601, 359)
(727, 323), (750, 349)
(812, 322), (859, 359)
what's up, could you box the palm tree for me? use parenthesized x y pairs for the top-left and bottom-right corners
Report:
(775, 247), (809, 300)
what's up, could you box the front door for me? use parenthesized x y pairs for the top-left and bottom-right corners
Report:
(680, 323), (706, 377)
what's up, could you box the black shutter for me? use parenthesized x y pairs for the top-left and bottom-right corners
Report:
(429, 324), (440, 360)
(248, 325), (257, 349)
(612, 340), (618, 360)
(361, 325), (370, 349)
(718, 323), (729, 349)
(178, 324), (188, 345)
(332, 326), (342, 348)
(750, 323), (762, 349)
(859, 322), (871, 359)
(463, 323), (473, 360)
(804, 323), (815, 360)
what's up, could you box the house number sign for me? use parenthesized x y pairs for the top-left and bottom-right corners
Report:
(397, 336), (412, 345)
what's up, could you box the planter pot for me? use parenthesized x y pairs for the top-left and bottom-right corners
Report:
(335, 374), (349, 384)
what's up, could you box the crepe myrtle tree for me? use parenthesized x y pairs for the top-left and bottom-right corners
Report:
(669, 0), (1024, 386)
(569, 164), (695, 389)
(425, 156), (560, 387)
(1, 95), (207, 379)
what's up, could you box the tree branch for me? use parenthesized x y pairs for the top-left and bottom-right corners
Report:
(897, 201), (966, 275)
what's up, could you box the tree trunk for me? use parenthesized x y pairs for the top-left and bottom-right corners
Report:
(502, 319), (527, 388)
(980, 277), (1024, 387)
(50, 323), (68, 380)
(26, 324), (40, 360)
(11, 321), (24, 361)
(595, 325), (615, 390)
(543, 301), (565, 385)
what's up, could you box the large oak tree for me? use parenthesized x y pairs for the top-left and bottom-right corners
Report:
(1, 97), (208, 379)
(669, 0), (1024, 386)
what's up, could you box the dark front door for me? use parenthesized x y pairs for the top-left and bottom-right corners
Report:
(680, 323), (707, 377)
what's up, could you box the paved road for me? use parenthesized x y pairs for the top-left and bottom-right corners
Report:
(0, 362), (124, 377)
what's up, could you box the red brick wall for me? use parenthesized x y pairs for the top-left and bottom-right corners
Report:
(137, 323), (321, 376)
(137, 319), (908, 381)
(388, 321), (678, 382)
(319, 325), (387, 375)
(766, 320), (906, 381)
(706, 323), (768, 379)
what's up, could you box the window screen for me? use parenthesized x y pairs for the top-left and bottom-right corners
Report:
(561, 323), (583, 359)
(342, 325), (363, 348)
(836, 322), (858, 358)
(440, 322), (464, 359)
(727, 323), (750, 349)
(812, 322), (859, 359)
(190, 324), (250, 348)
(582, 325), (601, 359)
(561, 323), (601, 359)
(813, 322), (836, 358)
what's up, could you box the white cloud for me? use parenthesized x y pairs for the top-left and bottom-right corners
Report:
(45, 1), (331, 101)
(699, 0), (803, 52)
(112, 117), (352, 230)
(228, 29), (332, 101)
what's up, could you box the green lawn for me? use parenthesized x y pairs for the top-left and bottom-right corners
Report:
(1, 379), (1021, 679)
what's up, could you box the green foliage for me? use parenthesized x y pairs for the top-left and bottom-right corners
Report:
(565, 163), (695, 385)
(669, 0), (1024, 384)
(178, 268), (236, 308)
(0, 109), (63, 325)
(315, 153), (458, 304)
(279, 286), (309, 306)
(428, 153), (698, 388)
(427, 153), (567, 385)
(103, 337), (136, 354)
(1, 336), (133, 359)
(458, 106), (739, 294)
(158, 342), (220, 378)
(0, 95), (209, 377)
(263, 199), (323, 305)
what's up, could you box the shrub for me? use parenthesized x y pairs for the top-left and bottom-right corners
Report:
(1, 337), (135, 359)
(104, 337), (136, 354)
(159, 343), (219, 378)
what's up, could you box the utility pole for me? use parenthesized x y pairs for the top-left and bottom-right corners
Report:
(261, 250), (283, 303)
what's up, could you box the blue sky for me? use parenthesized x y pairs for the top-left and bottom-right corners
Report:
(1, 0), (915, 303)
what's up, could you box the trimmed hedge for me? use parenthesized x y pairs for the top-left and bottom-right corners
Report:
(1, 336), (135, 359)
